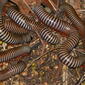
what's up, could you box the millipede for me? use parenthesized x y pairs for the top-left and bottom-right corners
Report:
(59, 2), (85, 39)
(23, 17), (60, 45)
(6, 6), (32, 31)
(2, 2), (60, 45)
(57, 30), (84, 68)
(0, 61), (26, 81)
(31, 5), (73, 34)
(0, 45), (31, 63)
(40, 28), (59, 44)
(9, 11), (60, 45)
(0, 6), (32, 44)
(4, 18), (29, 34)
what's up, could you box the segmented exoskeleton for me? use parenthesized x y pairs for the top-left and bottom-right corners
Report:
(0, 5), (32, 44)
(4, 18), (29, 34)
(59, 2), (85, 38)
(0, 15), (32, 44)
(0, 61), (26, 81)
(25, 17), (60, 45)
(31, 5), (74, 34)
(57, 30), (84, 68)
(0, 45), (31, 63)
(40, 28), (59, 44)
(6, 6), (32, 31)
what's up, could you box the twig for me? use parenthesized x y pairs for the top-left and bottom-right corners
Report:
(26, 47), (57, 68)
(76, 68), (80, 78)
(23, 0), (35, 14)
(34, 30), (46, 55)
(48, 0), (57, 11)
(29, 38), (41, 50)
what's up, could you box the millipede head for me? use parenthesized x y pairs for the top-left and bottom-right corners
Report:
(3, 0), (20, 12)
(8, 0), (20, 11)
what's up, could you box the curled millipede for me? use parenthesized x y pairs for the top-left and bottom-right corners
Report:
(6, 6), (32, 31)
(58, 30), (84, 68)
(40, 28), (59, 44)
(0, 7), (32, 44)
(31, 5), (74, 34)
(0, 61), (26, 81)
(0, 45), (31, 63)
(59, 2), (85, 38)
(4, 18), (29, 34)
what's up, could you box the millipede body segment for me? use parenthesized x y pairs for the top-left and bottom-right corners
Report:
(40, 28), (59, 44)
(31, 5), (74, 34)
(6, 7), (32, 31)
(0, 6), (32, 44)
(0, 45), (31, 63)
(59, 2), (85, 38)
(25, 17), (60, 45)
(4, 18), (29, 34)
(57, 30), (83, 68)
(0, 61), (26, 81)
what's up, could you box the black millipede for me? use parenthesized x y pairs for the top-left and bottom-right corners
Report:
(0, 61), (26, 81)
(4, 18), (29, 34)
(0, 45), (31, 63)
